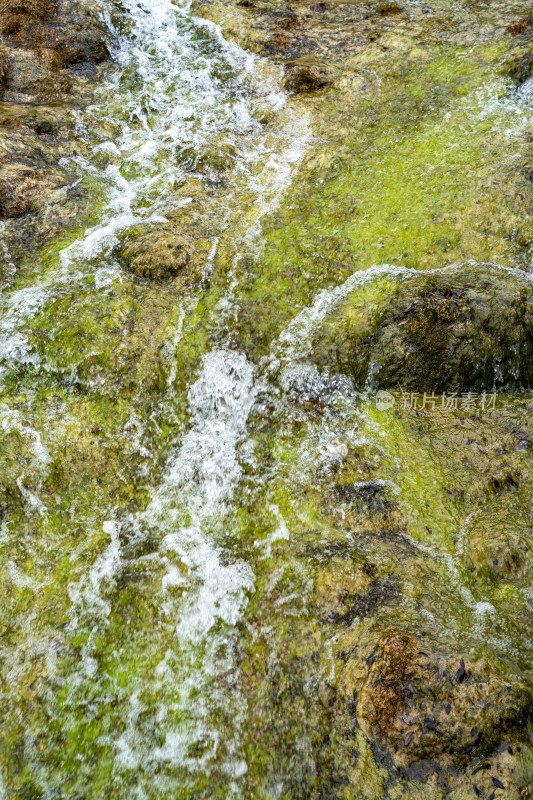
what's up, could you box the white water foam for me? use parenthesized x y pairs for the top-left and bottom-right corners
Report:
(106, 348), (257, 785)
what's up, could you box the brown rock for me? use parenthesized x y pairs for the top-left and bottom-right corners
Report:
(0, 0), (57, 38)
(342, 628), (532, 769)
(0, 0), (108, 68)
(376, 1), (402, 16)
(357, 629), (418, 744)
(508, 15), (533, 36)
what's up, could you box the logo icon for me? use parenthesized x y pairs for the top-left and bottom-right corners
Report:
(375, 390), (395, 411)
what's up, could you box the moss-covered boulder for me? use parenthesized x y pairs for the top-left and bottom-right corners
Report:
(119, 225), (205, 283)
(311, 263), (533, 392)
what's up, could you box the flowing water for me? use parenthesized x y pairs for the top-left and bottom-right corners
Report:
(2, 0), (533, 797)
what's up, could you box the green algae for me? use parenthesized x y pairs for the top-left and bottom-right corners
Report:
(234, 41), (533, 355)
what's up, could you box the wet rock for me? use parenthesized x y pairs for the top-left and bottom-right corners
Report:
(119, 226), (200, 283)
(376, 1), (402, 17)
(175, 142), (237, 174)
(340, 628), (532, 770)
(282, 60), (332, 93)
(503, 51), (533, 85)
(0, 0), (57, 38)
(37, 18), (109, 69)
(334, 479), (396, 519)
(508, 14), (533, 37)
(0, 162), (63, 218)
(0, 0), (113, 267)
(0, 0), (108, 68)
(350, 629), (419, 745)
(316, 557), (397, 625)
(311, 263), (533, 392)
(463, 507), (533, 584)
(0, 47), (10, 95)
(6, 50), (72, 101)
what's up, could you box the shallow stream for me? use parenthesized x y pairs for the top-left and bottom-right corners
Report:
(2, 0), (533, 797)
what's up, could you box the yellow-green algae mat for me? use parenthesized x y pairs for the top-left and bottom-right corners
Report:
(2, 0), (533, 797)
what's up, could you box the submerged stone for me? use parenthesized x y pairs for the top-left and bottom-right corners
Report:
(282, 59), (333, 93)
(312, 263), (533, 392)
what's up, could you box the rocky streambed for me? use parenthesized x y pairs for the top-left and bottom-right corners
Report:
(2, 0), (533, 798)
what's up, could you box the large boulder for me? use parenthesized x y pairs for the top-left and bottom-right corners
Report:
(311, 263), (533, 392)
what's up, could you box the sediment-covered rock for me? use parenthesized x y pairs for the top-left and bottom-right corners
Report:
(311, 263), (533, 392)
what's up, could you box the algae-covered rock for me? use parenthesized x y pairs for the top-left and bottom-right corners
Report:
(175, 141), (237, 174)
(340, 628), (532, 772)
(312, 263), (533, 392)
(0, 162), (63, 218)
(119, 226), (203, 283)
(502, 50), (533, 85)
(463, 503), (533, 584)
